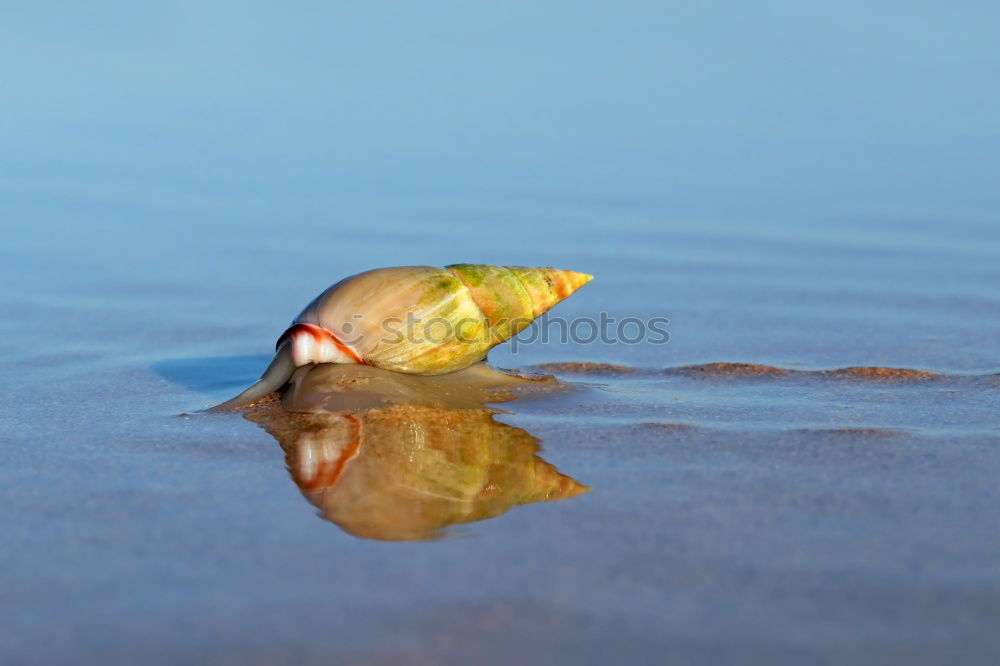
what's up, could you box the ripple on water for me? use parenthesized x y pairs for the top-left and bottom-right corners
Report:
(539, 361), (958, 383)
(667, 362), (790, 377)
(822, 366), (941, 381)
(527, 362), (644, 375)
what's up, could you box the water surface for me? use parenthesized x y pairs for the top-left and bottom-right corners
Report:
(2, 2), (999, 664)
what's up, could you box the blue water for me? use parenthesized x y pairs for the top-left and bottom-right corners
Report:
(1, 2), (999, 664)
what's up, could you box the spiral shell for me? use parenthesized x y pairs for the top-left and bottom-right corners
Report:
(284, 264), (591, 374)
(212, 264), (592, 409)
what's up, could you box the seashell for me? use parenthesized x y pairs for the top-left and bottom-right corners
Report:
(213, 265), (592, 409)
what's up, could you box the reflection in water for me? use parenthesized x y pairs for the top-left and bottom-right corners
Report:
(244, 364), (589, 541)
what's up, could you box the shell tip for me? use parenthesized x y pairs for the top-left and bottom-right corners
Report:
(560, 270), (594, 294)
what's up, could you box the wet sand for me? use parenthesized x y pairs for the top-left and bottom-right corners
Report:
(4, 349), (1000, 666)
(4, 222), (999, 666)
(3, 231), (999, 666)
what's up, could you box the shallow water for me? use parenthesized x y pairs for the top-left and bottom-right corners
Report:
(2, 2), (1000, 664)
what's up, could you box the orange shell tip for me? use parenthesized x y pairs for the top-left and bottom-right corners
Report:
(562, 270), (593, 291)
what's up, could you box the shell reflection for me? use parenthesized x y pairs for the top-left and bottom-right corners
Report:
(244, 364), (589, 541)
